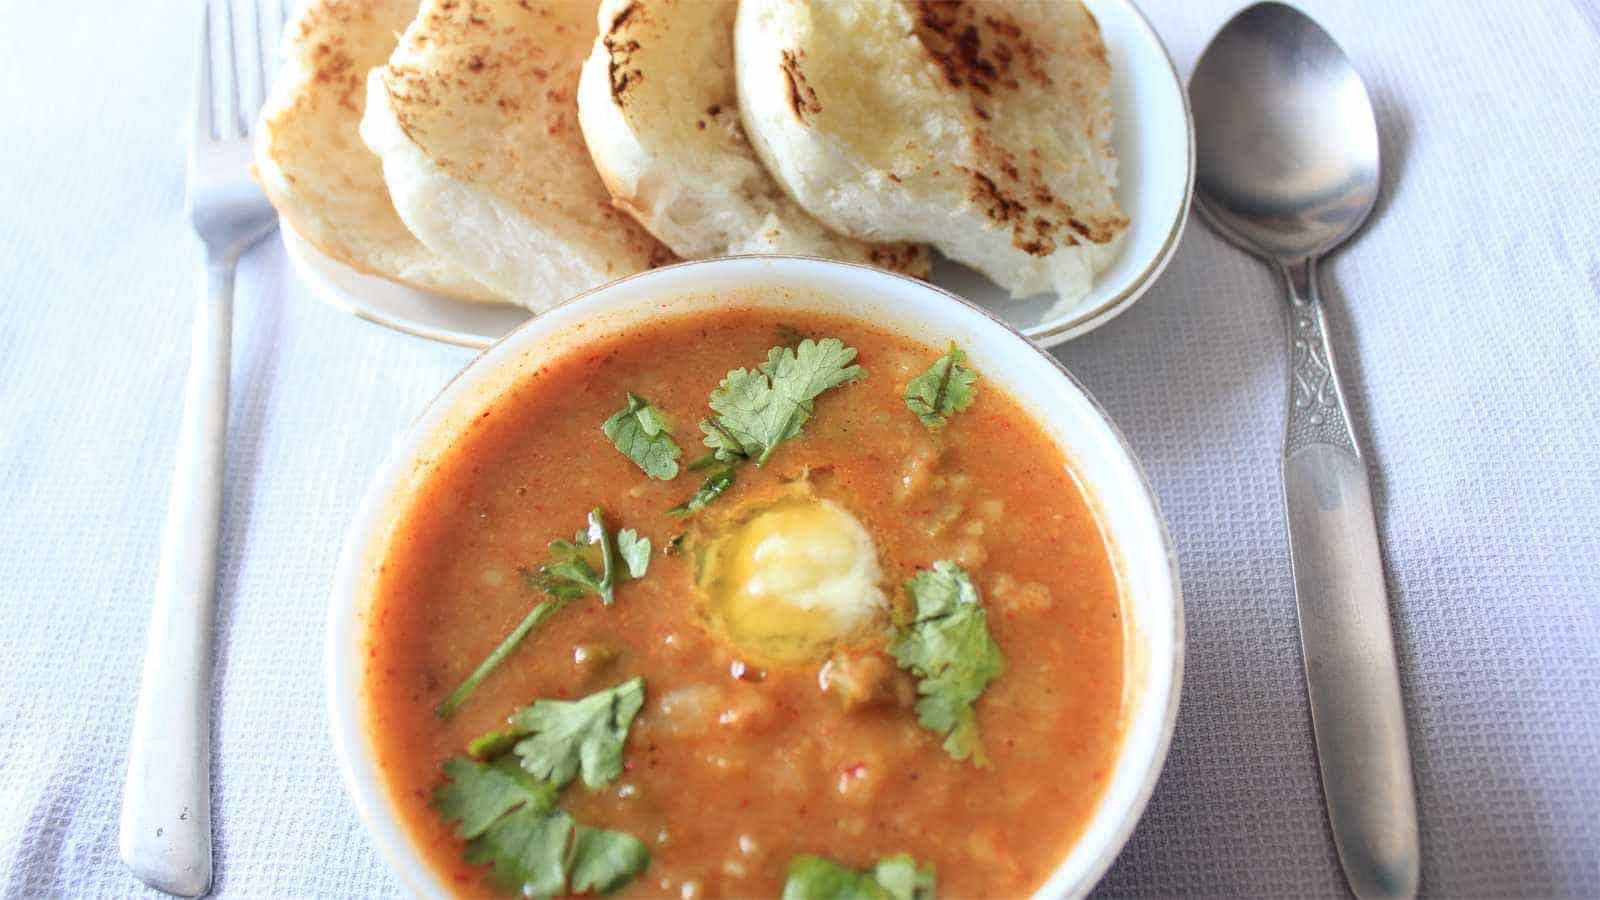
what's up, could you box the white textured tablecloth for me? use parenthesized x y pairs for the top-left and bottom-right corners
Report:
(2, 0), (1598, 896)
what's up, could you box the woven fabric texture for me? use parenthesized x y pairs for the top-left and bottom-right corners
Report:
(0, 0), (1596, 896)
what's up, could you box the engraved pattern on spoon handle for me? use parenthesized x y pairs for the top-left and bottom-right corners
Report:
(1283, 258), (1358, 456)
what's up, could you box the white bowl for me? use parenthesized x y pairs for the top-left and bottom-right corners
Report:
(286, 0), (1191, 351)
(327, 257), (1184, 898)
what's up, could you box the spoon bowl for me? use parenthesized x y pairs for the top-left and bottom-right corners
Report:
(1191, 2), (1380, 262)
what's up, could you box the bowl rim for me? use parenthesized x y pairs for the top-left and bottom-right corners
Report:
(325, 255), (1185, 899)
(1036, 0), (1196, 345)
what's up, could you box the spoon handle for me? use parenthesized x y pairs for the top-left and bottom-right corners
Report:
(1279, 258), (1419, 900)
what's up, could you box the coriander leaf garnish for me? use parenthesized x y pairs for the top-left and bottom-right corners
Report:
(435, 755), (559, 840)
(536, 508), (618, 604)
(569, 825), (651, 894)
(889, 561), (1005, 767)
(601, 393), (682, 479)
(467, 805), (574, 897)
(782, 853), (937, 900)
(701, 416), (751, 462)
(904, 342), (977, 431)
(510, 677), (646, 789)
(440, 509), (650, 719)
(701, 338), (864, 465)
(436, 598), (569, 719)
(437, 757), (648, 898)
(668, 461), (737, 517)
(673, 338), (861, 516)
(616, 528), (650, 579)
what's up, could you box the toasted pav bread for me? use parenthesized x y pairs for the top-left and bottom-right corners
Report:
(576, 0), (930, 277)
(361, 0), (672, 311)
(253, 0), (499, 303)
(735, 0), (1129, 302)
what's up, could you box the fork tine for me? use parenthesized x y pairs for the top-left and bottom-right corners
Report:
(216, 0), (244, 139)
(193, 2), (214, 141)
(245, 0), (263, 127)
(255, 0), (272, 118)
(256, 0), (289, 118)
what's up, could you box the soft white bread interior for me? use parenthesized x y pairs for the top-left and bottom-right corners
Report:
(735, 0), (1128, 302)
(252, 0), (499, 303)
(576, 0), (929, 276)
(361, 0), (672, 312)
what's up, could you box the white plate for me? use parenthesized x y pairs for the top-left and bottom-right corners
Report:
(284, 0), (1192, 350)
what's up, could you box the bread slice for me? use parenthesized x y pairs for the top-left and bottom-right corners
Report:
(361, 0), (672, 312)
(252, 0), (499, 303)
(576, 0), (930, 277)
(735, 0), (1128, 302)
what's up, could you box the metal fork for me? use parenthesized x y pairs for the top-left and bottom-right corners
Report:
(119, 0), (281, 895)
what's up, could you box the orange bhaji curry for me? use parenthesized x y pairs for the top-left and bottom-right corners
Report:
(363, 308), (1124, 898)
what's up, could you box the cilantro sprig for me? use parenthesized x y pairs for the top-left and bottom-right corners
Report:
(532, 509), (621, 604)
(700, 338), (864, 465)
(437, 510), (650, 718)
(464, 677), (646, 783)
(438, 767), (647, 898)
(601, 393), (682, 479)
(782, 853), (937, 900)
(668, 459), (737, 517)
(671, 338), (862, 515)
(435, 681), (651, 897)
(437, 598), (570, 719)
(435, 755), (557, 841)
(509, 676), (646, 789)
(889, 562), (1005, 767)
(569, 825), (651, 894)
(466, 804), (580, 896)
(616, 528), (650, 579)
(904, 343), (977, 431)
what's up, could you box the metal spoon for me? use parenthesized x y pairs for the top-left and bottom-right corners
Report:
(1189, 4), (1418, 898)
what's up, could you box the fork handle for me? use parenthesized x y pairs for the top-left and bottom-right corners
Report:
(119, 261), (233, 898)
